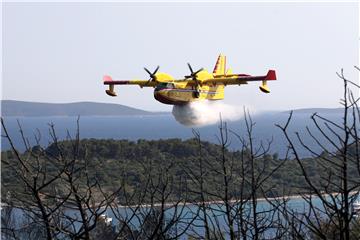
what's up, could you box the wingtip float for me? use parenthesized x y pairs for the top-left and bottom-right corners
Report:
(103, 54), (277, 105)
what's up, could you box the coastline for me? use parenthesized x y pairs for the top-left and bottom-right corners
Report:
(1, 191), (358, 211)
(114, 191), (360, 209)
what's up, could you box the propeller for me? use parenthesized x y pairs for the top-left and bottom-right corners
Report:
(185, 63), (203, 98)
(185, 63), (203, 80)
(144, 66), (160, 85)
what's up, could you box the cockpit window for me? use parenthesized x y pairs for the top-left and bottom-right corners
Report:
(166, 83), (175, 89)
(155, 82), (173, 91)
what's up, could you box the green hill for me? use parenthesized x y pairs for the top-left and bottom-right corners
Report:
(4, 138), (359, 204)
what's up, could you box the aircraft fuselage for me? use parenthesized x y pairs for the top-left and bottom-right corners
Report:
(153, 82), (224, 105)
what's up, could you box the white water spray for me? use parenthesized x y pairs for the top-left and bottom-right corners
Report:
(172, 101), (249, 127)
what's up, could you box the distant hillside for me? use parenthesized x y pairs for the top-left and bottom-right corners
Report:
(1, 100), (163, 117)
(282, 108), (343, 115)
(1, 100), (342, 117)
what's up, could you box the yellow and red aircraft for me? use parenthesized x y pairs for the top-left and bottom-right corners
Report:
(103, 54), (276, 105)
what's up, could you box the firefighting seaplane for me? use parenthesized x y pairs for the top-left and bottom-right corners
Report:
(103, 54), (276, 105)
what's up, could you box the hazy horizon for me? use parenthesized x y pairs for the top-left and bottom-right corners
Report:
(0, 99), (345, 113)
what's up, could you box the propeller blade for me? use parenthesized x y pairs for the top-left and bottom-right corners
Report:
(144, 66), (160, 82)
(194, 68), (204, 75)
(185, 63), (203, 81)
(153, 65), (160, 75)
(144, 67), (152, 76)
(187, 63), (194, 74)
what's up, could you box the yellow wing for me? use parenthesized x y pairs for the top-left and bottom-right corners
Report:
(190, 70), (277, 93)
(103, 76), (158, 96)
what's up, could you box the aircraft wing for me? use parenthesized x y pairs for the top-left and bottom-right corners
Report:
(103, 75), (157, 96)
(198, 70), (276, 93)
(202, 70), (277, 85)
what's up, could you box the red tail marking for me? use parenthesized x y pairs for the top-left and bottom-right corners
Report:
(265, 70), (276, 81)
(103, 75), (112, 82)
(213, 55), (222, 74)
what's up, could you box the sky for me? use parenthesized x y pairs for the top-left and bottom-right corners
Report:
(2, 2), (359, 112)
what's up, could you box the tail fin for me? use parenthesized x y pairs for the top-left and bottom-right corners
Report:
(213, 54), (226, 76)
(265, 70), (276, 81)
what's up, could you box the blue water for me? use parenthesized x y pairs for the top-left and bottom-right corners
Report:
(3, 195), (354, 239)
(1, 112), (342, 157)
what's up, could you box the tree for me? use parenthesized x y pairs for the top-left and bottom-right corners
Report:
(1, 118), (121, 239)
(277, 68), (360, 240)
(186, 114), (286, 240)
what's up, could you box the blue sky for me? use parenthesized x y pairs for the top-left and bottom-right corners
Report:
(2, 2), (359, 111)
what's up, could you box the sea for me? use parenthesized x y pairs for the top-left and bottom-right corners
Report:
(1, 111), (343, 158)
(3, 194), (358, 239)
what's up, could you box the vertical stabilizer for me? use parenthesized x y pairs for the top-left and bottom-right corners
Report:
(213, 54), (226, 76)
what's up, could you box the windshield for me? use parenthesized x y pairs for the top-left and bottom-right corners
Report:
(166, 83), (175, 89)
(155, 82), (174, 91)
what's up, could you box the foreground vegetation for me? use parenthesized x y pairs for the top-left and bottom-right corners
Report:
(2, 137), (360, 204)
